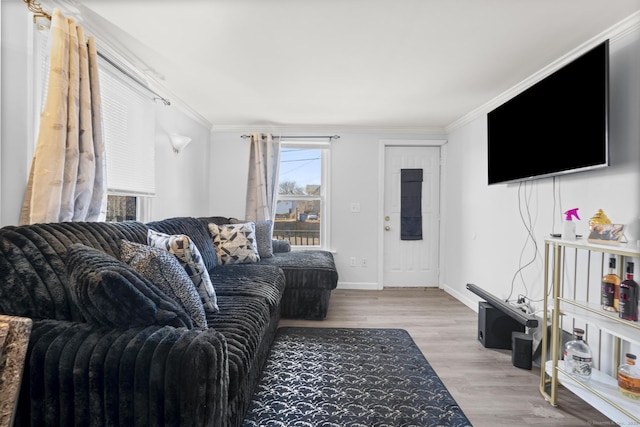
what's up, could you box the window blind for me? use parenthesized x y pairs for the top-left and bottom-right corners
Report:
(98, 64), (156, 196)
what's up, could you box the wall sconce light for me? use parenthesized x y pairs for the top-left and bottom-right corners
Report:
(169, 134), (192, 154)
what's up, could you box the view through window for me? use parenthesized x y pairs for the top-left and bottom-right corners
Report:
(106, 195), (137, 222)
(274, 145), (325, 247)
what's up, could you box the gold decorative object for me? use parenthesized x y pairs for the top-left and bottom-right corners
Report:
(589, 209), (612, 231)
(23, 0), (51, 22)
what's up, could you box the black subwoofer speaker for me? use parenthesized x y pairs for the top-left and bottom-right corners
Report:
(511, 331), (533, 369)
(478, 301), (525, 349)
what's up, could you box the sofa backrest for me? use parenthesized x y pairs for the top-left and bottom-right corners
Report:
(0, 221), (148, 321)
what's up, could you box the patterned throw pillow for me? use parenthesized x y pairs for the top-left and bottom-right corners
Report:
(65, 243), (193, 329)
(208, 222), (260, 265)
(120, 240), (207, 329)
(147, 229), (219, 313)
(229, 219), (274, 258)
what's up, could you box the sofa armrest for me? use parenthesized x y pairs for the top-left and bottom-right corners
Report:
(18, 320), (228, 427)
(271, 239), (291, 253)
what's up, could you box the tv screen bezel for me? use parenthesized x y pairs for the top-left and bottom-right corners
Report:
(487, 40), (610, 186)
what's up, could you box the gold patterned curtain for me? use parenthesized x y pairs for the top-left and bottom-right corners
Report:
(20, 9), (107, 225)
(245, 133), (280, 222)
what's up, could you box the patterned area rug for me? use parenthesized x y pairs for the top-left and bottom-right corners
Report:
(243, 327), (472, 426)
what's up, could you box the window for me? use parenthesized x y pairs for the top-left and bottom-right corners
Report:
(274, 141), (330, 249)
(99, 59), (156, 222)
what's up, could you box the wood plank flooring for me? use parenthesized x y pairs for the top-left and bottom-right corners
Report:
(278, 288), (613, 427)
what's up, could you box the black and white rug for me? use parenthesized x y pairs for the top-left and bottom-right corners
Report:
(243, 327), (472, 426)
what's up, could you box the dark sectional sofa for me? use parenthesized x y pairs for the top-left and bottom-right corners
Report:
(0, 215), (338, 426)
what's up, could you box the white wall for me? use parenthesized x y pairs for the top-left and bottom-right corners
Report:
(0, 0), (212, 227)
(209, 130), (446, 288)
(149, 103), (212, 221)
(0, 1), (32, 227)
(442, 26), (640, 315)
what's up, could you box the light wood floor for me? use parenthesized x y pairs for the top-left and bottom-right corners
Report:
(278, 288), (613, 427)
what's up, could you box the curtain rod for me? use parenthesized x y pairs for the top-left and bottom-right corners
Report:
(25, 0), (171, 106)
(95, 51), (171, 106)
(241, 135), (340, 141)
(24, 0), (50, 21)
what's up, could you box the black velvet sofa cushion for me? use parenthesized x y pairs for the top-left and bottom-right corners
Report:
(66, 243), (194, 329)
(208, 263), (286, 426)
(259, 251), (339, 291)
(17, 320), (228, 427)
(0, 221), (148, 321)
(259, 251), (339, 320)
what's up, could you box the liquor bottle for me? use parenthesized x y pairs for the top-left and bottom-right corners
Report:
(619, 262), (639, 321)
(601, 257), (620, 312)
(618, 353), (640, 400)
(563, 328), (593, 380)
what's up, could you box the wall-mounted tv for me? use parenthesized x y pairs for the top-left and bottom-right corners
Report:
(487, 40), (609, 185)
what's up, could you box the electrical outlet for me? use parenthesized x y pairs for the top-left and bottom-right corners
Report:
(362, 258), (367, 267)
(350, 257), (356, 267)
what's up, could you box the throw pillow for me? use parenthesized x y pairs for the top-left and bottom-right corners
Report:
(207, 222), (260, 265)
(119, 240), (207, 329)
(229, 219), (274, 258)
(65, 243), (193, 329)
(147, 229), (219, 313)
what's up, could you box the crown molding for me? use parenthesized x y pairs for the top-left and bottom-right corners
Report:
(446, 10), (640, 134)
(210, 124), (447, 136)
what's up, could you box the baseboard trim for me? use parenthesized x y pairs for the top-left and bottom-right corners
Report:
(442, 284), (478, 313)
(337, 282), (381, 290)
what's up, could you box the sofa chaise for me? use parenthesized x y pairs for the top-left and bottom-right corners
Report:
(0, 215), (338, 426)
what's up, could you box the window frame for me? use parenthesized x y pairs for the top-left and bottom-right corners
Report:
(276, 140), (331, 250)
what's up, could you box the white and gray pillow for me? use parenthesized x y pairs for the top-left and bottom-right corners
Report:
(147, 229), (219, 313)
(208, 222), (260, 265)
(229, 219), (274, 258)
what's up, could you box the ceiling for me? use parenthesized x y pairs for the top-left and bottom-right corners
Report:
(40, 0), (640, 132)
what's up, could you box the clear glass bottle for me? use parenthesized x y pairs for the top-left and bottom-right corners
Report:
(618, 353), (640, 400)
(563, 328), (593, 380)
(601, 257), (620, 312)
(619, 262), (638, 321)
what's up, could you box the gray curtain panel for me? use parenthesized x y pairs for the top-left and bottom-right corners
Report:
(20, 10), (106, 225)
(245, 133), (280, 222)
(400, 169), (423, 240)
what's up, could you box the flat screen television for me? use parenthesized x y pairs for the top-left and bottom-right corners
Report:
(487, 40), (609, 185)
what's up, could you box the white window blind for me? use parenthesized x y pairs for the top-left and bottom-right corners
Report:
(98, 64), (156, 196)
(35, 26), (156, 196)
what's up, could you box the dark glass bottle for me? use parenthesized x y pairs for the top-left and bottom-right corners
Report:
(619, 262), (638, 321)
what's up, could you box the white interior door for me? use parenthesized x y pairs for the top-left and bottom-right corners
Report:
(383, 145), (440, 287)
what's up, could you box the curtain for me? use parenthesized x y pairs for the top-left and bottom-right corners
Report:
(20, 9), (107, 225)
(245, 133), (280, 222)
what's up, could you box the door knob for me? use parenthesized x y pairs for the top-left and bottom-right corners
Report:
(385, 225), (391, 231)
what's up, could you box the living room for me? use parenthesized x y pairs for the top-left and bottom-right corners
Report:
(1, 1), (639, 426)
